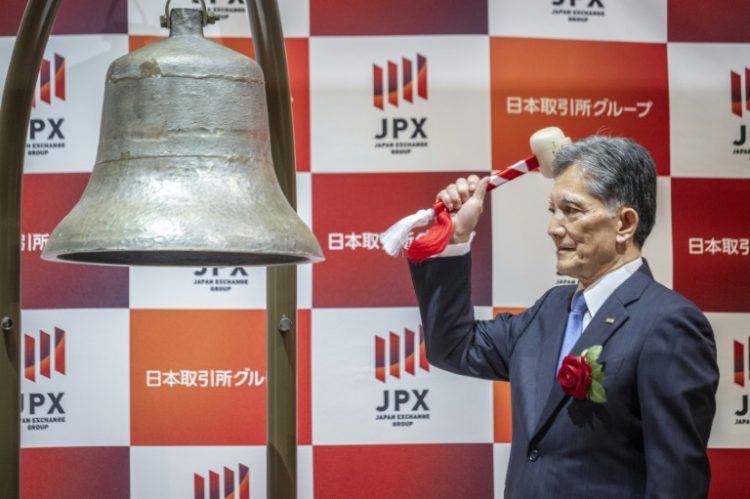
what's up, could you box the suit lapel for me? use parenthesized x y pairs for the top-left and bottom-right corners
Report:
(529, 263), (654, 443)
(530, 286), (576, 428)
(571, 298), (629, 361)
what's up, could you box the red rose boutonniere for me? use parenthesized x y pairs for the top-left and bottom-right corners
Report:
(557, 345), (607, 403)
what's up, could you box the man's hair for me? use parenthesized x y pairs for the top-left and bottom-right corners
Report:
(552, 135), (657, 248)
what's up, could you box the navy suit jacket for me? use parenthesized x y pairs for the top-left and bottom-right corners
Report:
(410, 254), (719, 499)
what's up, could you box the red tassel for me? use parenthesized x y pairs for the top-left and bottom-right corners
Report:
(407, 202), (454, 262)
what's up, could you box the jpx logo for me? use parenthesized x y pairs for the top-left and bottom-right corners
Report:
(375, 389), (429, 413)
(374, 117), (427, 141)
(374, 327), (431, 427)
(30, 54), (66, 140)
(728, 69), (750, 156)
(373, 54), (427, 111)
(32, 53), (65, 108)
(730, 68), (749, 118)
(27, 53), (67, 157)
(733, 338), (750, 423)
(29, 118), (64, 141)
(193, 267), (249, 292)
(374, 327), (429, 382)
(24, 327), (66, 382)
(551, 0), (605, 23)
(734, 338), (749, 388)
(21, 392), (65, 417)
(194, 463), (250, 499)
(21, 328), (67, 431)
(371, 54), (429, 155)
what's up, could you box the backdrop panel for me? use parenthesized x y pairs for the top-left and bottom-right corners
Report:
(2, 1), (748, 497)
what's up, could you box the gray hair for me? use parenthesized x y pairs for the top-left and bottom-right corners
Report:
(552, 135), (657, 248)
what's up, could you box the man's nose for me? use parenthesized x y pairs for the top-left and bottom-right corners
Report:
(548, 214), (565, 238)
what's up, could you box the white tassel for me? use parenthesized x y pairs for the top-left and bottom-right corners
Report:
(380, 208), (435, 256)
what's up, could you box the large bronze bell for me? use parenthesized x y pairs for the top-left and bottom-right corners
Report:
(42, 6), (323, 266)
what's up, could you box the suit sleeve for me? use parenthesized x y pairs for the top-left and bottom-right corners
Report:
(409, 253), (549, 382)
(637, 302), (719, 499)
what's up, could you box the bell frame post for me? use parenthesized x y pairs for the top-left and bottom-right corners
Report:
(246, 1), (300, 498)
(0, 1), (62, 498)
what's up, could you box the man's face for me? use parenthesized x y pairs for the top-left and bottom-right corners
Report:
(547, 164), (622, 286)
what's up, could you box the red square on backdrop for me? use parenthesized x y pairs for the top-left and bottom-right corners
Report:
(668, 0), (750, 42)
(21, 447), (129, 499)
(314, 444), (493, 499)
(672, 178), (750, 312)
(312, 172), (492, 308)
(1, 0), (127, 36)
(490, 38), (669, 175)
(709, 449), (750, 498)
(128, 36), (311, 172)
(130, 309), (266, 445)
(21, 173), (129, 309)
(297, 309), (312, 445)
(310, 0), (487, 36)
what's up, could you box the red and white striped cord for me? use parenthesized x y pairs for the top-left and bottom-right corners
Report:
(380, 156), (540, 262)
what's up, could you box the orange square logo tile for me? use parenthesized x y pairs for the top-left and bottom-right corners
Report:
(130, 309), (266, 445)
(490, 38), (669, 175)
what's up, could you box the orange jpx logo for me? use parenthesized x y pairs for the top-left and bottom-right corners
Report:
(194, 463), (249, 499)
(33, 54), (66, 108)
(24, 328), (66, 382)
(373, 55), (427, 110)
(375, 327), (430, 383)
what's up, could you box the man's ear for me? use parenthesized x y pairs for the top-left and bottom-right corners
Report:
(616, 207), (639, 244)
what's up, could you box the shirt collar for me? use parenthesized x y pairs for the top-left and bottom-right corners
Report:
(579, 257), (643, 317)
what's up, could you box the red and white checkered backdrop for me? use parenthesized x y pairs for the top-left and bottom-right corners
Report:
(2, 0), (750, 497)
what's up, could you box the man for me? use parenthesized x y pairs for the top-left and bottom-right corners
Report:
(409, 136), (719, 498)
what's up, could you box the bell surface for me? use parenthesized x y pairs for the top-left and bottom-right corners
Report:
(42, 8), (324, 267)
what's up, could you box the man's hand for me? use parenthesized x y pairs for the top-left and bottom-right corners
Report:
(436, 175), (490, 244)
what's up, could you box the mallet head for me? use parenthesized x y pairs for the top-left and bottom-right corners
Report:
(529, 127), (572, 178)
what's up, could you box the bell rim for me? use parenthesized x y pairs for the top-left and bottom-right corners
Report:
(40, 248), (325, 267)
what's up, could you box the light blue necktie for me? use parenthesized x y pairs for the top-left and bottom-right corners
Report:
(557, 291), (588, 370)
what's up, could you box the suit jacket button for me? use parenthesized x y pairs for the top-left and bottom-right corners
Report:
(528, 449), (539, 462)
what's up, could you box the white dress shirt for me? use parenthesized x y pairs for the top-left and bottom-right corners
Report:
(436, 235), (643, 332)
(578, 257), (643, 331)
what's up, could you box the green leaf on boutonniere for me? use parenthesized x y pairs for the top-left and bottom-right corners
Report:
(582, 345), (602, 365)
(589, 379), (607, 404)
(581, 345), (607, 403)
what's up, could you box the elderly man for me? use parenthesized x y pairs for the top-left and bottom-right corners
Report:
(409, 136), (719, 498)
